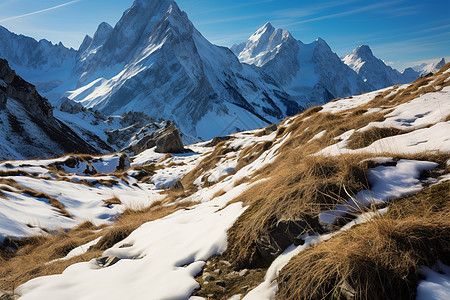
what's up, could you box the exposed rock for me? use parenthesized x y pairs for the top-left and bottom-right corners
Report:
(172, 180), (184, 191)
(213, 269), (222, 275)
(203, 274), (215, 282)
(220, 260), (232, 267)
(256, 217), (323, 259)
(215, 280), (226, 288)
(0, 59), (98, 160)
(205, 136), (233, 147)
(264, 124), (278, 135)
(60, 98), (84, 114)
(97, 256), (121, 268)
(0, 59), (53, 119)
(128, 124), (186, 155)
(239, 269), (249, 277)
(156, 126), (185, 153)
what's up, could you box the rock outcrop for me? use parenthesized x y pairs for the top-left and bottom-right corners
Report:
(125, 122), (186, 155)
(0, 59), (98, 160)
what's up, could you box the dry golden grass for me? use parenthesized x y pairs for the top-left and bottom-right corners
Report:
(347, 127), (408, 149)
(0, 223), (103, 291)
(182, 142), (235, 187)
(277, 217), (450, 300)
(102, 196), (122, 208)
(225, 153), (372, 267)
(277, 182), (450, 300)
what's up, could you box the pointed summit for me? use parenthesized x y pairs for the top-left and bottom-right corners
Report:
(436, 58), (446, 70)
(352, 45), (374, 59)
(91, 22), (113, 49)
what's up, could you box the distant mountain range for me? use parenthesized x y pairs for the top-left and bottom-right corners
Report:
(0, 0), (446, 141)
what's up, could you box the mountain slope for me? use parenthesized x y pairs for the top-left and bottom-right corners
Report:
(342, 45), (419, 89)
(412, 57), (447, 76)
(0, 63), (448, 299)
(65, 1), (300, 140)
(231, 23), (371, 106)
(0, 26), (77, 102)
(0, 59), (97, 160)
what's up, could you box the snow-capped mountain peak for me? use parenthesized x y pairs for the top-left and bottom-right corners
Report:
(342, 44), (418, 89)
(233, 22), (294, 67)
(412, 58), (447, 76)
(232, 24), (371, 106)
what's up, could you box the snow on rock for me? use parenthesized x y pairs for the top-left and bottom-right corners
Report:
(343, 45), (415, 89)
(412, 58), (447, 77)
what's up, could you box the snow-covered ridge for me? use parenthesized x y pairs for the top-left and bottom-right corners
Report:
(232, 23), (372, 107)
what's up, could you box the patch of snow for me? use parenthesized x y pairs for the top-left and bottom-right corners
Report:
(18, 190), (248, 300)
(319, 160), (437, 225)
(417, 261), (450, 300)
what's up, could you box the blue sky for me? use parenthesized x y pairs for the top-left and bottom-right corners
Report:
(0, 0), (449, 70)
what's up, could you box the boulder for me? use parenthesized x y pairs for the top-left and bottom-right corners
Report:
(60, 98), (83, 114)
(155, 126), (185, 153)
(256, 217), (323, 259)
(129, 124), (186, 155)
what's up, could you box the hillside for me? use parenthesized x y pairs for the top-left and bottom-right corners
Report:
(0, 60), (449, 299)
(0, 59), (97, 160)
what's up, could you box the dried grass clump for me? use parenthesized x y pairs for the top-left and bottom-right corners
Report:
(225, 154), (371, 267)
(347, 127), (407, 149)
(102, 196), (122, 208)
(182, 142), (235, 186)
(277, 214), (450, 300)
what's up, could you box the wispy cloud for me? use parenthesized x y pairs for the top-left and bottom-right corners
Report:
(0, 0), (82, 23)
(272, 0), (359, 19)
(280, 0), (403, 27)
(196, 12), (268, 26)
(192, 0), (274, 15)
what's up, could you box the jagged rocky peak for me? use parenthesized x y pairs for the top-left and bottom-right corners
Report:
(435, 58), (446, 71)
(352, 45), (374, 58)
(91, 22), (113, 48)
(236, 22), (296, 66)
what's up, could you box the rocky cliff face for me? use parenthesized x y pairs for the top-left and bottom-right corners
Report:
(0, 59), (97, 160)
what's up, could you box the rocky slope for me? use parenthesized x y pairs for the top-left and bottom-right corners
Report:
(231, 22), (371, 106)
(0, 59), (97, 160)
